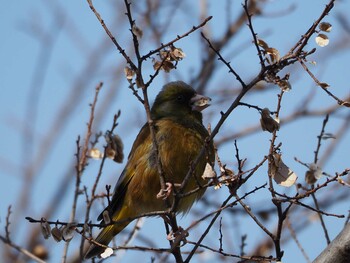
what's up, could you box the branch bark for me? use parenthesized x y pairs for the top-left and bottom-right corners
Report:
(313, 223), (350, 263)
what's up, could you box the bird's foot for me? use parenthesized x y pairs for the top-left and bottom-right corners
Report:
(167, 227), (188, 247)
(156, 182), (173, 200)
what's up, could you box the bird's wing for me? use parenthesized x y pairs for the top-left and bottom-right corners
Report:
(97, 123), (150, 221)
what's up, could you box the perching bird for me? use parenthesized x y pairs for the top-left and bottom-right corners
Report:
(85, 81), (214, 259)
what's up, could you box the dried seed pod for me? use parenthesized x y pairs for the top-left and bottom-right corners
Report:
(132, 24), (143, 39)
(105, 131), (124, 163)
(305, 163), (323, 184)
(124, 66), (135, 81)
(319, 22), (332, 32)
(51, 226), (63, 242)
(315, 34), (329, 47)
(61, 223), (77, 242)
(277, 79), (292, 92)
(40, 218), (51, 239)
(260, 108), (280, 133)
(102, 210), (111, 225)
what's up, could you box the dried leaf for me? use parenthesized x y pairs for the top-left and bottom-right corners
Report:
(340, 101), (350, 107)
(265, 47), (280, 64)
(159, 51), (171, 60)
(153, 60), (162, 71)
(260, 108), (280, 133)
(319, 82), (329, 89)
(270, 153), (298, 187)
(319, 22), (332, 32)
(315, 34), (329, 47)
(322, 133), (336, 140)
(257, 38), (270, 49)
(170, 47), (186, 61)
(153, 59), (175, 72)
(162, 61), (175, 72)
(202, 163), (216, 179)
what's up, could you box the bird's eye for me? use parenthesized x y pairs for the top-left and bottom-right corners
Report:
(176, 95), (184, 101)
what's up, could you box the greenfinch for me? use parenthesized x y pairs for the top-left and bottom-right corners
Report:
(85, 81), (214, 258)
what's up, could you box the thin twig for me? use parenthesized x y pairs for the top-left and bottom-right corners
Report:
(185, 184), (267, 262)
(186, 240), (277, 262)
(243, 0), (265, 67)
(63, 83), (102, 262)
(80, 112), (120, 257)
(311, 193), (331, 244)
(236, 194), (275, 240)
(299, 59), (345, 105)
(86, 0), (137, 71)
(201, 33), (246, 87)
(0, 236), (46, 263)
(290, 0), (336, 55)
(291, 199), (344, 218)
(0, 206), (46, 263)
(142, 16), (213, 60)
(314, 114), (329, 164)
(184, 195), (233, 263)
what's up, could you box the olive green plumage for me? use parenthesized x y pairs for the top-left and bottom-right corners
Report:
(85, 81), (214, 259)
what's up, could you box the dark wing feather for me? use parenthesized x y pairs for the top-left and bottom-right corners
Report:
(97, 123), (150, 221)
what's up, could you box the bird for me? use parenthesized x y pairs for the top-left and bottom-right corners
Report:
(85, 81), (214, 259)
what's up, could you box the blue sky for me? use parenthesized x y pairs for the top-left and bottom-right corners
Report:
(1, 0), (349, 262)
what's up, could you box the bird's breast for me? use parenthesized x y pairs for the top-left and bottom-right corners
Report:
(126, 118), (210, 214)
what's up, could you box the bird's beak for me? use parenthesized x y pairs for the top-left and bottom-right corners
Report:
(190, 93), (211, 112)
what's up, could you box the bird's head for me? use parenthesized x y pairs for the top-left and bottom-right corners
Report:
(151, 81), (211, 121)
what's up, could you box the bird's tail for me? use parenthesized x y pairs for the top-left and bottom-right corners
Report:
(84, 222), (128, 259)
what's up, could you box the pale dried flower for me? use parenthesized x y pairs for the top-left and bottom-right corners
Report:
(100, 247), (114, 259)
(89, 148), (103, 160)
